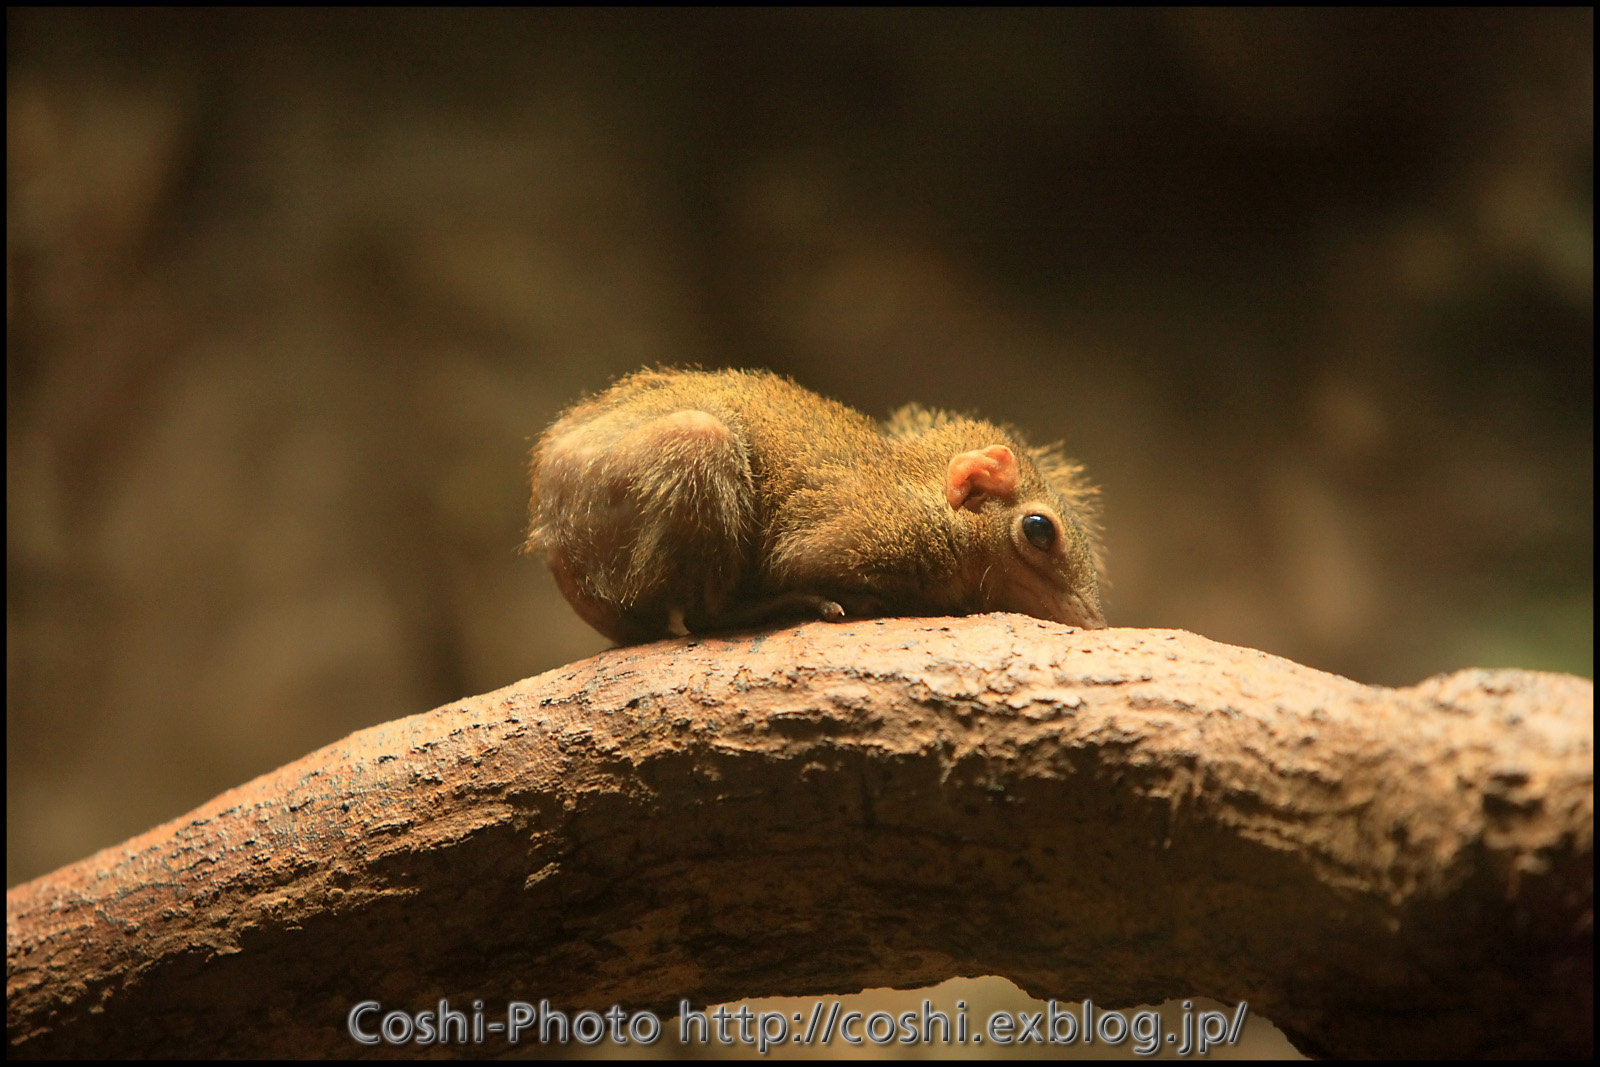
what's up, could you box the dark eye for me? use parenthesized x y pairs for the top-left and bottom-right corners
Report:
(1021, 512), (1057, 552)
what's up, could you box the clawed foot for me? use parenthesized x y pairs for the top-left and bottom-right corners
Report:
(690, 592), (864, 634)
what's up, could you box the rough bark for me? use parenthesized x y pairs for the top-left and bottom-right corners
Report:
(6, 617), (1593, 1058)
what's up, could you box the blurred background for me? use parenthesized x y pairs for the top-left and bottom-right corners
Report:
(6, 9), (1591, 1056)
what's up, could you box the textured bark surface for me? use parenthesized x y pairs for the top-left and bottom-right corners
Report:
(6, 617), (1593, 1058)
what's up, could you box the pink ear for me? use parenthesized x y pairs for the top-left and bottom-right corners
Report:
(945, 446), (1018, 510)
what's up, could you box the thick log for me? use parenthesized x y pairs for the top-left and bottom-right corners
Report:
(6, 617), (1593, 1058)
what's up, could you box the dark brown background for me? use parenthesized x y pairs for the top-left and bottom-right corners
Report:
(7, 6), (1591, 916)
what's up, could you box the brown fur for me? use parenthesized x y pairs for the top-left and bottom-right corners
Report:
(528, 368), (1105, 644)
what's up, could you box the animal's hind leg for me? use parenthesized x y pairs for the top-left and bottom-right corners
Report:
(535, 407), (752, 640)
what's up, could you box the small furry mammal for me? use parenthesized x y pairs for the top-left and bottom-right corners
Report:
(526, 368), (1105, 644)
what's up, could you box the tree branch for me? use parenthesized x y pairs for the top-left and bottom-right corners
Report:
(6, 617), (1592, 1058)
